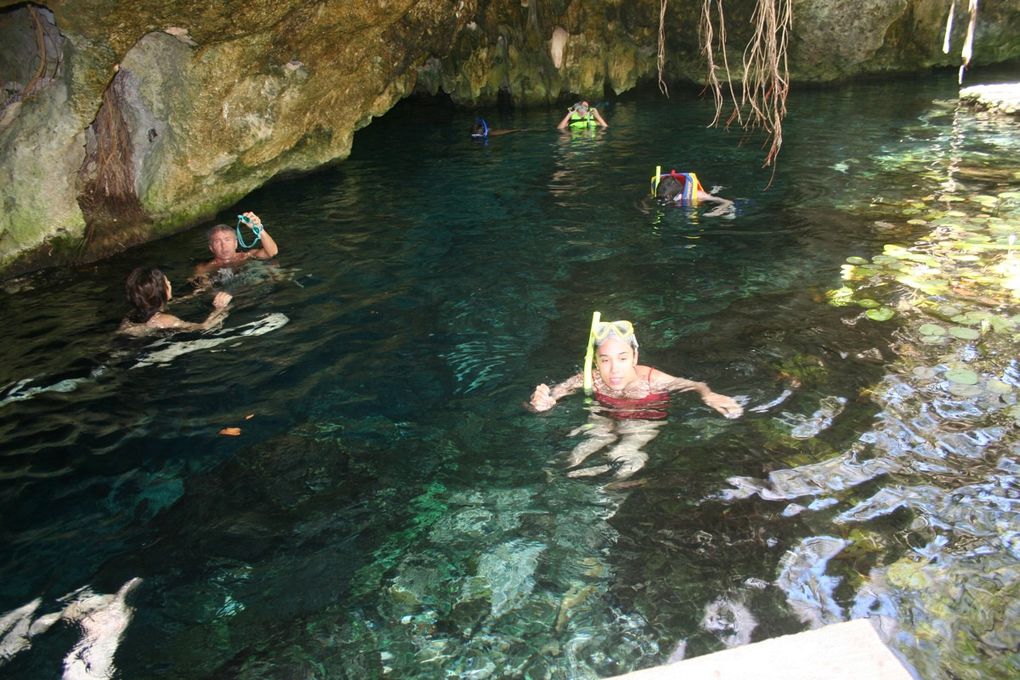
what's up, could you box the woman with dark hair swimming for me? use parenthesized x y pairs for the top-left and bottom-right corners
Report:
(120, 267), (232, 336)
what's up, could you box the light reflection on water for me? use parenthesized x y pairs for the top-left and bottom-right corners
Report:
(1, 68), (1018, 678)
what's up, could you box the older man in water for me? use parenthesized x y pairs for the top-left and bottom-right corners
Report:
(192, 211), (280, 285)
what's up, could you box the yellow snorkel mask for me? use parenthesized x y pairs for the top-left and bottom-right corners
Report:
(583, 314), (638, 394)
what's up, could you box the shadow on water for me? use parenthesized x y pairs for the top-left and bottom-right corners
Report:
(1, 66), (1019, 678)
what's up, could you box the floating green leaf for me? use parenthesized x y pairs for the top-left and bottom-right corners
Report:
(938, 304), (962, 317)
(949, 383), (982, 397)
(918, 323), (946, 336)
(825, 287), (855, 307)
(986, 379), (1013, 395)
(948, 326), (980, 340)
(945, 368), (979, 385)
(865, 307), (895, 321)
(952, 311), (992, 326)
(846, 256), (868, 265)
(886, 558), (931, 589)
(857, 299), (881, 309)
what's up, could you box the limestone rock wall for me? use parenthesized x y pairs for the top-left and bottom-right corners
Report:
(0, 0), (1017, 276)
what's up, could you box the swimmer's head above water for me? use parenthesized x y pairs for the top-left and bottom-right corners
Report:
(590, 319), (643, 393)
(207, 223), (239, 263)
(125, 266), (171, 323)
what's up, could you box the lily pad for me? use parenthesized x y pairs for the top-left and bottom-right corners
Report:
(865, 307), (895, 321)
(846, 256), (868, 265)
(918, 323), (947, 336)
(825, 287), (855, 307)
(948, 383), (983, 398)
(986, 379), (1013, 395)
(948, 326), (980, 340)
(988, 316), (1017, 333)
(952, 311), (992, 325)
(938, 304), (962, 317)
(857, 299), (881, 309)
(945, 368), (979, 385)
(920, 335), (947, 345)
(887, 559), (931, 589)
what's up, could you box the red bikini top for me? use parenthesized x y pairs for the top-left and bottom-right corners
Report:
(594, 367), (670, 419)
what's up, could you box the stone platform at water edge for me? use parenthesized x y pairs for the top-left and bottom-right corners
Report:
(609, 618), (916, 680)
(960, 82), (1020, 116)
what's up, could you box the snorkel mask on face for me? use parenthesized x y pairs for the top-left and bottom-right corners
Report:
(583, 314), (638, 394)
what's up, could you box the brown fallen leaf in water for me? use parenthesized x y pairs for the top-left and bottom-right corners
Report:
(219, 427), (242, 436)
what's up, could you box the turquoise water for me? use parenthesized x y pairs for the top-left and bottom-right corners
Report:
(2, 68), (1019, 678)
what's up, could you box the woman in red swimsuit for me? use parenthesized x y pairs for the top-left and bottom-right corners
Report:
(529, 319), (742, 479)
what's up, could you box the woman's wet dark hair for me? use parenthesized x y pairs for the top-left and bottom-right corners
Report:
(125, 266), (169, 323)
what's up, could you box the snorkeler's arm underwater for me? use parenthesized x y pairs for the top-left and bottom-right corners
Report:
(697, 191), (735, 217)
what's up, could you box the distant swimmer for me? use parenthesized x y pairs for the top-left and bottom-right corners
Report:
(529, 315), (741, 480)
(470, 118), (527, 139)
(651, 167), (734, 217)
(557, 101), (608, 130)
(193, 211), (279, 285)
(120, 267), (231, 336)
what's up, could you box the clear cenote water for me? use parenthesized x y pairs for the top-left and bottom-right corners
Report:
(1, 67), (1019, 679)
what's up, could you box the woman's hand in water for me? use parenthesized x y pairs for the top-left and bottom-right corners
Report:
(530, 384), (557, 412)
(212, 291), (232, 309)
(703, 391), (743, 419)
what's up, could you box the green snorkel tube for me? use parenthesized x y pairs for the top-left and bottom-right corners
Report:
(582, 311), (601, 395)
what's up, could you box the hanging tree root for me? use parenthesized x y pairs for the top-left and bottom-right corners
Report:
(740, 0), (792, 168)
(657, 0), (669, 97)
(657, 0), (793, 170)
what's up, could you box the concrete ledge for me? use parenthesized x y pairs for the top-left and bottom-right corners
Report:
(609, 618), (916, 680)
